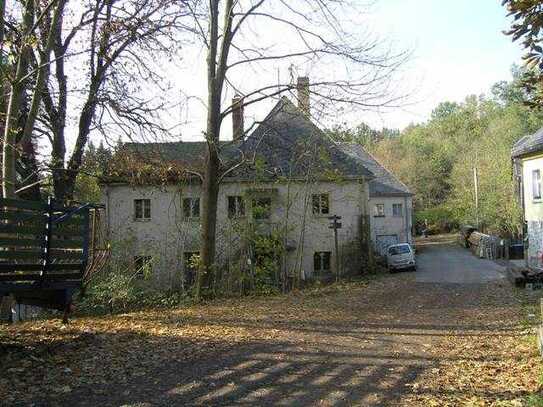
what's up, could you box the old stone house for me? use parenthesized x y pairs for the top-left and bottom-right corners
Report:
(512, 127), (543, 270)
(101, 79), (413, 289)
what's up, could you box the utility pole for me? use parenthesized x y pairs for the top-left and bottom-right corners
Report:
(328, 215), (342, 282)
(473, 167), (479, 230)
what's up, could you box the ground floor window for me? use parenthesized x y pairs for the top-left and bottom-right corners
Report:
(134, 256), (153, 278)
(183, 251), (200, 286)
(314, 251), (331, 274)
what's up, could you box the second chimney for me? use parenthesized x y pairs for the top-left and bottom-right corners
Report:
(232, 94), (244, 141)
(297, 76), (310, 117)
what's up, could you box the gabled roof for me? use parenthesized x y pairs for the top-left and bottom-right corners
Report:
(338, 143), (412, 197)
(241, 97), (374, 179)
(113, 96), (374, 182)
(512, 127), (543, 159)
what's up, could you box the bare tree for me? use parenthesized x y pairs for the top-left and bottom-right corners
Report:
(1, 0), (193, 200)
(40, 0), (192, 200)
(189, 0), (408, 299)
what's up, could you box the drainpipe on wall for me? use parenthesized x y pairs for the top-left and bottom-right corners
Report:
(105, 187), (111, 239)
(404, 196), (410, 244)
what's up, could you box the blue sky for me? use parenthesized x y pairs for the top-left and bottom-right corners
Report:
(161, 1), (527, 139)
(366, 0), (524, 128)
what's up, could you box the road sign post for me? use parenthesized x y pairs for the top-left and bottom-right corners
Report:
(328, 215), (342, 282)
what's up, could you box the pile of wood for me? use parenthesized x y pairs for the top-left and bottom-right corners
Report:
(508, 266), (543, 289)
(468, 231), (501, 260)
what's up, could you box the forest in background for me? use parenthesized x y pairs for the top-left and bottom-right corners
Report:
(77, 68), (543, 238)
(331, 67), (543, 237)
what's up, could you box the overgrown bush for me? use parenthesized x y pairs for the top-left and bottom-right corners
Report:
(415, 206), (459, 234)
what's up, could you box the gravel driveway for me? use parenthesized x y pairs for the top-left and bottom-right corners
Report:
(2, 235), (538, 406)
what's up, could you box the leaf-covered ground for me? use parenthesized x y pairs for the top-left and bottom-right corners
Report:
(1, 249), (542, 406)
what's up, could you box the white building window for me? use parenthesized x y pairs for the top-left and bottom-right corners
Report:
(183, 197), (200, 219)
(314, 251), (331, 274)
(533, 169), (541, 200)
(312, 194), (330, 215)
(134, 199), (151, 220)
(374, 204), (385, 217)
(392, 203), (403, 217)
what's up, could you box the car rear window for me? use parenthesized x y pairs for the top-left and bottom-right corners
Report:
(389, 245), (410, 255)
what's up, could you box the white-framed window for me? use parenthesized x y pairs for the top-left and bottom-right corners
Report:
(134, 255), (153, 278)
(533, 169), (541, 200)
(134, 199), (151, 220)
(392, 203), (403, 217)
(227, 196), (245, 218)
(252, 197), (271, 220)
(312, 193), (330, 215)
(183, 197), (200, 219)
(374, 203), (385, 217)
(314, 251), (331, 274)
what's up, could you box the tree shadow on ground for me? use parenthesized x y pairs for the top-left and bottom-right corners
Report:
(51, 333), (431, 406)
(1, 320), (526, 407)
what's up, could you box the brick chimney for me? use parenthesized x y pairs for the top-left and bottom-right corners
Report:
(297, 76), (310, 116)
(232, 94), (244, 141)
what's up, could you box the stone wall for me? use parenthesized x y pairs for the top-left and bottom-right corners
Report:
(527, 220), (543, 270)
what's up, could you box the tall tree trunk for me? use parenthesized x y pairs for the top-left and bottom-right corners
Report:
(197, 146), (220, 298)
(19, 0), (66, 148)
(0, 0), (5, 54)
(195, 0), (222, 300)
(2, 0), (34, 199)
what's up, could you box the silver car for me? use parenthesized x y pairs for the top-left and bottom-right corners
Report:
(386, 243), (416, 272)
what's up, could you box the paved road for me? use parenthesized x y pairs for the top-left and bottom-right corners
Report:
(415, 237), (506, 284)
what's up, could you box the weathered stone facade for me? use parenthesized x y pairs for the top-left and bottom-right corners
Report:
(102, 179), (369, 289)
(369, 196), (413, 255)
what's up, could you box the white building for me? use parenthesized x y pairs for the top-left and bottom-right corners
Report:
(101, 81), (413, 290)
(512, 127), (543, 270)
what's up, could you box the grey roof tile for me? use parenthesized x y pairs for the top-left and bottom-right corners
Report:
(512, 127), (543, 158)
(241, 97), (373, 179)
(338, 143), (412, 197)
(118, 97), (374, 181)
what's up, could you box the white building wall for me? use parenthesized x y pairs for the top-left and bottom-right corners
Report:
(368, 196), (413, 255)
(102, 179), (369, 289)
(522, 155), (543, 270)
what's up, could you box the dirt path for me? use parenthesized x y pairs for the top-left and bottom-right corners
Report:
(1, 237), (541, 406)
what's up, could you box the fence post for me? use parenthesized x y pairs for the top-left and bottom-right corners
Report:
(41, 196), (53, 279)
